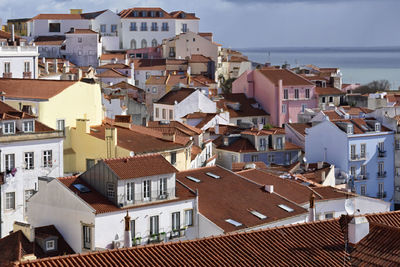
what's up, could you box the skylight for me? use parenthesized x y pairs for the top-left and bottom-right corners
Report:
(186, 176), (201, 183)
(249, 210), (267, 220)
(206, 172), (220, 179)
(225, 219), (242, 227)
(73, 183), (91, 193)
(278, 204), (294, 212)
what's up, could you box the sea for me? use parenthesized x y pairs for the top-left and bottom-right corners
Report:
(238, 47), (400, 89)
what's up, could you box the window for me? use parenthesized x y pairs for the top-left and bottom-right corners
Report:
(5, 154), (15, 172)
(360, 185), (366, 196)
(396, 140), (400, 150)
(111, 24), (117, 32)
(171, 152), (177, 165)
(361, 165), (366, 176)
(162, 109), (166, 119)
(172, 212), (180, 231)
(130, 220), (136, 241)
(305, 89), (310, 99)
(56, 119), (65, 134)
(159, 178), (167, 196)
(276, 137), (283, 150)
(182, 23), (188, 33)
(161, 22), (169, 31)
(130, 22), (137, 31)
(350, 144), (356, 159)
(378, 183), (384, 198)
(350, 166), (356, 177)
(130, 39), (137, 49)
(375, 123), (381, 132)
(251, 155), (258, 162)
(100, 24), (106, 32)
(232, 155), (237, 162)
(143, 180), (151, 200)
(24, 62), (30, 72)
(77, 37), (82, 43)
(329, 96), (333, 103)
(169, 110), (173, 120)
(185, 209), (193, 226)
(322, 96), (326, 103)
(294, 89), (299, 99)
(24, 189), (34, 213)
(46, 240), (55, 251)
(152, 87), (157, 94)
(151, 39), (157, 47)
(140, 22), (147, 31)
(260, 138), (267, 150)
(378, 162), (384, 177)
(6, 192), (15, 210)
(252, 118), (258, 125)
(82, 225), (91, 249)
(151, 22), (158, 31)
(301, 104), (307, 113)
(106, 183), (115, 199)
(268, 154), (275, 163)
(283, 89), (288, 100)
(4, 62), (10, 73)
(378, 142), (384, 152)
(282, 104), (287, 114)
(78, 50), (83, 56)
(150, 215), (159, 236)
(24, 152), (34, 169)
(127, 182), (134, 202)
(360, 144), (366, 158)
(43, 150), (52, 167)
(86, 159), (95, 170)
(3, 122), (15, 134)
(397, 168), (400, 177)
(141, 39), (147, 48)
(325, 213), (334, 219)
(23, 121), (34, 132)
(155, 108), (159, 118)
(49, 23), (60, 32)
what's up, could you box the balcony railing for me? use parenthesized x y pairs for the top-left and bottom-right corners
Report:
(23, 71), (31, 79)
(147, 232), (166, 244)
(350, 154), (366, 161)
(377, 171), (387, 178)
(124, 189), (174, 206)
(356, 173), (368, 180)
(377, 192), (387, 199)
(3, 72), (12, 78)
(181, 28), (189, 33)
(378, 150), (386, 158)
(169, 228), (186, 240)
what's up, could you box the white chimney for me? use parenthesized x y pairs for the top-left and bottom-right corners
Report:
(11, 24), (15, 43)
(307, 193), (316, 222)
(348, 216), (369, 244)
(45, 61), (49, 74)
(54, 59), (58, 73)
(123, 211), (132, 248)
(305, 163), (309, 171)
(215, 124), (219, 135)
(321, 171), (326, 182)
(42, 57), (46, 64)
(317, 161), (324, 169)
(264, 185), (274, 193)
(223, 136), (229, 146)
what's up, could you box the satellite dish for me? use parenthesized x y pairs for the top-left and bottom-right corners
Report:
(129, 151), (135, 157)
(345, 198), (355, 215)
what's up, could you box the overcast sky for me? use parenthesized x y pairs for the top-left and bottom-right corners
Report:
(0, 0), (399, 48)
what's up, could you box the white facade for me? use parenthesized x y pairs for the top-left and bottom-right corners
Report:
(28, 19), (90, 38)
(1, 132), (63, 237)
(89, 10), (120, 51)
(135, 69), (165, 89)
(64, 31), (101, 67)
(0, 46), (39, 79)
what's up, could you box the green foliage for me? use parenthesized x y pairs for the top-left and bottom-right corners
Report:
(263, 123), (274, 130)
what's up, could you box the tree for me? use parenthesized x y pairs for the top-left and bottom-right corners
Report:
(353, 79), (391, 94)
(220, 77), (236, 94)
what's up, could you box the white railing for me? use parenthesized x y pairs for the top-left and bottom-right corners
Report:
(0, 46), (38, 53)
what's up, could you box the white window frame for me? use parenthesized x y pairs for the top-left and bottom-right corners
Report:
(43, 150), (52, 167)
(100, 24), (106, 33)
(294, 89), (299, 99)
(5, 154), (15, 172)
(24, 152), (34, 170)
(3, 121), (15, 134)
(24, 61), (30, 72)
(150, 215), (159, 235)
(5, 192), (15, 210)
(143, 180), (151, 200)
(127, 182), (134, 202)
(283, 89), (288, 100)
(46, 240), (55, 250)
(106, 183), (115, 199)
(185, 209), (193, 226)
(82, 225), (91, 250)
(23, 121), (34, 132)
(360, 185), (366, 196)
(172, 211), (180, 231)
(281, 104), (287, 114)
(159, 178), (167, 196)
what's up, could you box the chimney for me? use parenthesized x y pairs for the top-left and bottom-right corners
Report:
(13, 222), (35, 242)
(223, 136), (229, 146)
(54, 59), (58, 73)
(264, 185), (274, 193)
(123, 211), (132, 248)
(215, 124), (219, 135)
(317, 161), (324, 169)
(42, 57), (46, 64)
(78, 68), (82, 80)
(11, 24), (15, 43)
(45, 61), (49, 74)
(321, 171), (326, 182)
(305, 163), (309, 171)
(105, 127), (118, 158)
(348, 216), (369, 244)
(76, 119), (90, 134)
(65, 61), (70, 73)
(308, 193), (316, 222)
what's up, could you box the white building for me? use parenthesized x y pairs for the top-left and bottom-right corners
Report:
(27, 154), (196, 253)
(63, 29), (101, 67)
(119, 8), (199, 50)
(153, 88), (217, 122)
(97, 63), (134, 85)
(0, 42), (39, 79)
(0, 101), (64, 237)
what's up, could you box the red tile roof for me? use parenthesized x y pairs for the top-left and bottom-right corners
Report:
(30, 14), (84, 20)
(217, 93), (269, 118)
(155, 88), (195, 105)
(109, 81), (143, 92)
(177, 166), (307, 232)
(231, 161), (268, 172)
(147, 121), (203, 136)
(33, 36), (65, 45)
(189, 54), (212, 63)
(145, 75), (168, 85)
(15, 211), (400, 267)
(133, 59), (166, 70)
(100, 53), (126, 61)
(0, 79), (76, 100)
(103, 154), (178, 179)
(119, 7), (172, 19)
(96, 69), (127, 78)
(286, 122), (312, 137)
(259, 69), (314, 86)
(97, 63), (130, 70)
(315, 86), (345, 96)
(65, 29), (97, 34)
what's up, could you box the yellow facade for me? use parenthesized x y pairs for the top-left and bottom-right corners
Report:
(69, 120), (191, 173)
(6, 19), (29, 36)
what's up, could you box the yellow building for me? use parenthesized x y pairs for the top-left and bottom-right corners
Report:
(0, 79), (103, 172)
(70, 119), (192, 172)
(6, 18), (30, 36)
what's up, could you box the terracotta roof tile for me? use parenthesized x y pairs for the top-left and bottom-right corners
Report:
(259, 69), (314, 86)
(30, 14), (84, 20)
(315, 86), (345, 96)
(155, 88), (195, 105)
(147, 121), (203, 136)
(133, 59), (166, 70)
(100, 53), (126, 61)
(189, 54), (212, 63)
(96, 69), (127, 78)
(217, 93), (269, 117)
(103, 154), (178, 179)
(145, 75), (168, 85)
(231, 161), (268, 172)
(65, 29), (97, 34)
(33, 36), (65, 45)
(97, 63), (130, 70)
(286, 122), (312, 137)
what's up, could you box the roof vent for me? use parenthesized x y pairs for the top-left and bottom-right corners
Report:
(186, 176), (201, 183)
(278, 204), (294, 212)
(264, 185), (274, 193)
(205, 172), (220, 179)
(225, 219), (242, 227)
(249, 210), (267, 220)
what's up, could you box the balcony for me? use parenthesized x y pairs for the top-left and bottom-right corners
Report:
(3, 72), (12, 78)
(378, 150), (386, 158)
(377, 192), (387, 199)
(169, 228), (186, 240)
(350, 154), (366, 161)
(124, 189), (174, 206)
(356, 174), (368, 180)
(147, 232), (166, 244)
(377, 171), (387, 178)
(181, 28), (189, 33)
(23, 71), (31, 79)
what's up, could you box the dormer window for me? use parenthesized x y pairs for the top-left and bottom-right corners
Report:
(3, 122), (15, 134)
(347, 124), (353, 134)
(375, 122), (381, 132)
(45, 240), (55, 251)
(23, 121), (34, 132)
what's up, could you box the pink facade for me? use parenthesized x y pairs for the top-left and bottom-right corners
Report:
(233, 69), (317, 126)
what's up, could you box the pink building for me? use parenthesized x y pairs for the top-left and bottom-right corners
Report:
(232, 68), (317, 126)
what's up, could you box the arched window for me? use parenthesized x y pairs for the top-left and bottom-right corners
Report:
(151, 39), (158, 47)
(141, 39), (147, 48)
(130, 39), (136, 49)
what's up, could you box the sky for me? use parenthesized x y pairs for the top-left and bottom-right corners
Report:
(0, 0), (399, 48)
